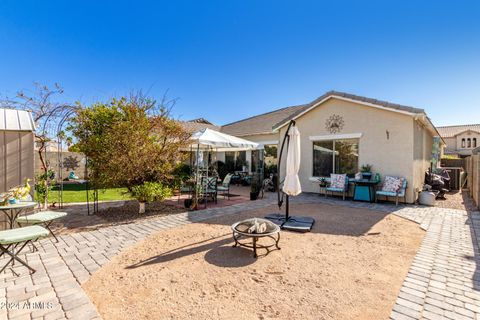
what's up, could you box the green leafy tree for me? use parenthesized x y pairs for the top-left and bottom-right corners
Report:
(70, 93), (190, 211)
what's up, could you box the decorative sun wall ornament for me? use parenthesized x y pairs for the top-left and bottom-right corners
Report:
(325, 114), (344, 134)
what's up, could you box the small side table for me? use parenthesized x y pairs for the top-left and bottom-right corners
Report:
(319, 184), (327, 197)
(352, 180), (379, 203)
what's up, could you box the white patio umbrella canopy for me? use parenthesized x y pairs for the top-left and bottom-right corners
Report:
(189, 128), (260, 150)
(282, 126), (302, 196)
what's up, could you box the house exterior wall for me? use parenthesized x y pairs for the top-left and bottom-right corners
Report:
(277, 98), (428, 203)
(0, 131), (35, 193)
(443, 137), (456, 152)
(237, 133), (279, 145)
(413, 120), (434, 198)
(455, 131), (480, 156)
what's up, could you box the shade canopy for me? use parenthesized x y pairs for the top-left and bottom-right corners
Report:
(282, 126), (302, 196)
(188, 128), (261, 151)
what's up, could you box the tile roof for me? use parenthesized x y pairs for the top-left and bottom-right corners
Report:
(220, 104), (309, 137)
(273, 90), (426, 130)
(180, 119), (220, 134)
(219, 91), (427, 136)
(436, 124), (480, 138)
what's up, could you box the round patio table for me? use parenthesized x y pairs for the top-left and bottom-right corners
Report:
(231, 218), (281, 258)
(0, 201), (37, 229)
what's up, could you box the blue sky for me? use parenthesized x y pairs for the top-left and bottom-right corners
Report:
(0, 0), (479, 126)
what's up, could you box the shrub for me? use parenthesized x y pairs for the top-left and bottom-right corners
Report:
(130, 181), (172, 203)
(171, 163), (191, 189)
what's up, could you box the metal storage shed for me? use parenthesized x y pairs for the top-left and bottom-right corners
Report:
(0, 108), (35, 193)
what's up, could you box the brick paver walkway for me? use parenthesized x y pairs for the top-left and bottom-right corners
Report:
(291, 194), (480, 320)
(1, 194), (479, 319)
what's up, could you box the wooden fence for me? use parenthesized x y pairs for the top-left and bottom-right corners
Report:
(466, 155), (480, 210)
(441, 158), (466, 169)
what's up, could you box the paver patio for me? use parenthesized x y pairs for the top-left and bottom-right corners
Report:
(1, 193), (479, 320)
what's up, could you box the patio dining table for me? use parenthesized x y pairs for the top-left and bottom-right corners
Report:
(0, 202), (37, 229)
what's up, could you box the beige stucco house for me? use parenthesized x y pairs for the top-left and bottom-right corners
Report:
(436, 124), (480, 158)
(220, 91), (443, 203)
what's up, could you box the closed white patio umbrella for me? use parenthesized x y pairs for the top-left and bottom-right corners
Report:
(282, 126), (302, 196)
(265, 120), (315, 232)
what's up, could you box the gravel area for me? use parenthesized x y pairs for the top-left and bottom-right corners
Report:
(84, 203), (424, 320)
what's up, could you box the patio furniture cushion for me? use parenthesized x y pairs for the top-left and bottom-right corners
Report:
(376, 190), (397, 197)
(326, 187), (345, 192)
(0, 226), (49, 245)
(16, 211), (67, 224)
(180, 186), (192, 192)
(330, 174), (347, 189)
(381, 176), (403, 193)
(222, 174), (233, 187)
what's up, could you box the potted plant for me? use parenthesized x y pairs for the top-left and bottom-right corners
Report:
(250, 173), (261, 200)
(184, 198), (193, 209)
(360, 164), (373, 180)
(130, 181), (172, 214)
(318, 177), (328, 187)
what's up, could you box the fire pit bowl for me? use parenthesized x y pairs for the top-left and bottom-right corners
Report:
(231, 218), (281, 258)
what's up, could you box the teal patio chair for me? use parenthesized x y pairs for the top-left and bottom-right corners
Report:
(375, 177), (407, 206)
(325, 174), (350, 200)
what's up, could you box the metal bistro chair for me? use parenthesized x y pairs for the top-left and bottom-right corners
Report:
(217, 173), (233, 200)
(200, 176), (218, 205)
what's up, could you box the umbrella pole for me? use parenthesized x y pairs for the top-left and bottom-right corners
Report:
(276, 120), (295, 211)
(285, 194), (289, 220)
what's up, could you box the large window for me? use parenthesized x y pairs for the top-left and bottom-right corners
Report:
(225, 151), (247, 171)
(474, 138), (477, 148)
(313, 139), (359, 177)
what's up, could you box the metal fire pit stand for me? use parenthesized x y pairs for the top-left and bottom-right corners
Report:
(231, 220), (281, 258)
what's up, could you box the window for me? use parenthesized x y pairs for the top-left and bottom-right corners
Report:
(313, 139), (359, 177)
(462, 138), (466, 148)
(225, 151), (246, 171)
(474, 138), (477, 148)
(467, 138), (472, 148)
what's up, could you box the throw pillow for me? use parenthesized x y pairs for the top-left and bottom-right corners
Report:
(382, 176), (403, 193)
(330, 174), (347, 189)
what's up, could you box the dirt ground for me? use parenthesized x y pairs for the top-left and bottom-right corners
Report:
(84, 203), (424, 320)
(434, 189), (478, 211)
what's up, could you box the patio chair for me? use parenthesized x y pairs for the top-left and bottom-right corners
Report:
(177, 183), (193, 203)
(325, 174), (349, 200)
(16, 210), (67, 243)
(375, 176), (407, 206)
(0, 225), (49, 274)
(217, 173), (233, 199)
(200, 176), (218, 204)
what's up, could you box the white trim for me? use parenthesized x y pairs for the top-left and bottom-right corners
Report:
(257, 140), (279, 145)
(273, 95), (418, 131)
(309, 133), (362, 141)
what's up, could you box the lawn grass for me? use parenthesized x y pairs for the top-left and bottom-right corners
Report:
(40, 183), (133, 203)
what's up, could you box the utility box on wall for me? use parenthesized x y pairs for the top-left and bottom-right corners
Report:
(0, 108), (36, 193)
